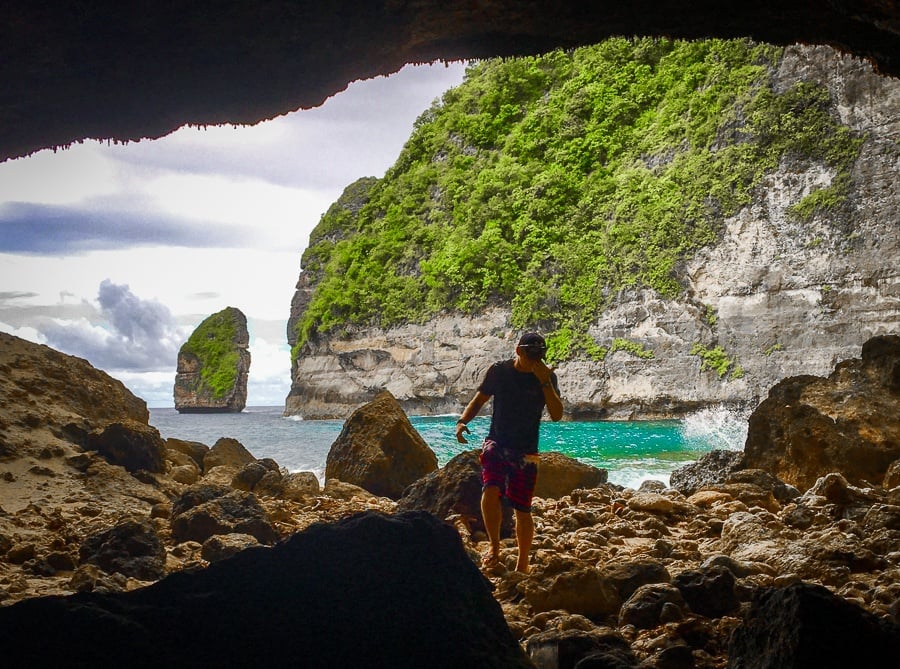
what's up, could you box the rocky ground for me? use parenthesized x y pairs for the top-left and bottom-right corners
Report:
(1, 331), (899, 667)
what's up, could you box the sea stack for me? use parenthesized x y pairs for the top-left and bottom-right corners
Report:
(174, 306), (250, 413)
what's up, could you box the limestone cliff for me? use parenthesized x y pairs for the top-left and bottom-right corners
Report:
(285, 45), (899, 420)
(174, 307), (250, 413)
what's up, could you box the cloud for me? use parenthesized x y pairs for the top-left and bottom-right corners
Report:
(106, 62), (468, 191)
(40, 280), (187, 373)
(0, 291), (39, 301)
(0, 202), (251, 254)
(245, 335), (292, 407)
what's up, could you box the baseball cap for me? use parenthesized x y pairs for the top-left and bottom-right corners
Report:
(517, 332), (547, 359)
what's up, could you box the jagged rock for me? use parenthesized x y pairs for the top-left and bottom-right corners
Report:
(200, 533), (261, 563)
(0, 511), (533, 669)
(230, 461), (271, 491)
(885, 460), (900, 488)
(725, 469), (800, 504)
(83, 421), (166, 474)
(743, 335), (900, 491)
(618, 583), (687, 629)
(170, 489), (277, 545)
(601, 560), (672, 603)
(670, 450), (744, 496)
(701, 483), (781, 513)
(174, 307), (250, 413)
(253, 470), (286, 497)
(672, 565), (740, 618)
(78, 518), (166, 581)
(523, 565), (622, 619)
(171, 483), (232, 515)
(322, 478), (376, 500)
(727, 582), (900, 667)
(165, 438), (209, 470)
(325, 391), (438, 500)
(170, 464), (200, 485)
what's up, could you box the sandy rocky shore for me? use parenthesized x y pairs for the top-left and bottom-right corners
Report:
(1, 331), (898, 668)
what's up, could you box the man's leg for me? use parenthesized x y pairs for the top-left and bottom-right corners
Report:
(514, 509), (534, 573)
(481, 485), (503, 564)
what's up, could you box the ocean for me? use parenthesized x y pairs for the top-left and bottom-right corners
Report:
(148, 406), (750, 490)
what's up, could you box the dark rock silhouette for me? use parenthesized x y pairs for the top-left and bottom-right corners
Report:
(727, 582), (900, 667)
(0, 511), (533, 669)
(4, 2), (898, 164)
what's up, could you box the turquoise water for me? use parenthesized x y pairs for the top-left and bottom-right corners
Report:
(149, 406), (748, 489)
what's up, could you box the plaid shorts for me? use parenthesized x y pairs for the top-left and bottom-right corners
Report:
(479, 439), (539, 512)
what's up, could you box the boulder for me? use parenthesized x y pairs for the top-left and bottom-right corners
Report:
(743, 335), (900, 491)
(203, 437), (256, 474)
(165, 438), (209, 470)
(618, 583), (686, 629)
(397, 449), (514, 538)
(281, 472), (321, 500)
(170, 489), (278, 545)
(535, 451), (608, 499)
(78, 518), (166, 581)
(523, 565), (621, 619)
(325, 391), (438, 500)
(83, 422), (166, 474)
(230, 461), (271, 491)
(0, 511), (533, 669)
(671, 565), (740, 618)
(600, 559), (672, 603)
(323, 478), (377, 500)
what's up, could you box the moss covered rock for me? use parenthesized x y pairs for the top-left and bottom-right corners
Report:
(174, 307), (250, 413)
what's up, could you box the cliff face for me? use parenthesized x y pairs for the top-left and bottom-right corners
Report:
(174, 307), (250, 413)
(285, 45), (899, 420)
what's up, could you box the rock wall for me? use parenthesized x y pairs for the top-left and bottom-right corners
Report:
(285, 45), (899, 420)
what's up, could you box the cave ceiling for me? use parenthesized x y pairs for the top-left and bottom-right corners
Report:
(2, 1), (898, 163)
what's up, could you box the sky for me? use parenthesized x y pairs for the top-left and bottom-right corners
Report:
(0, 62), (468, 408)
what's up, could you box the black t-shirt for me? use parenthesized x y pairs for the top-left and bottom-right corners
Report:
(478, 359), (558, 454)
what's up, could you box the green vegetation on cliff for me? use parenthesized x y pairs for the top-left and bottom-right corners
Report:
(180, 307), (243, 399)
(294, 38), (863, 362)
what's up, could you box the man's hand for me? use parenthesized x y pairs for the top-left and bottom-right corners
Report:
(455, 422), (470, 444)
(522, 356), (555, 386)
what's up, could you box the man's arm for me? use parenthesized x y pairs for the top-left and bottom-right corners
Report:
(527, 359), (564, 421)
(541, 376), (564, 421)
(455, 391), (490, 443)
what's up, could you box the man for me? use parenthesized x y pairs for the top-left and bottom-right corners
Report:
(455, 331), (563, 573)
